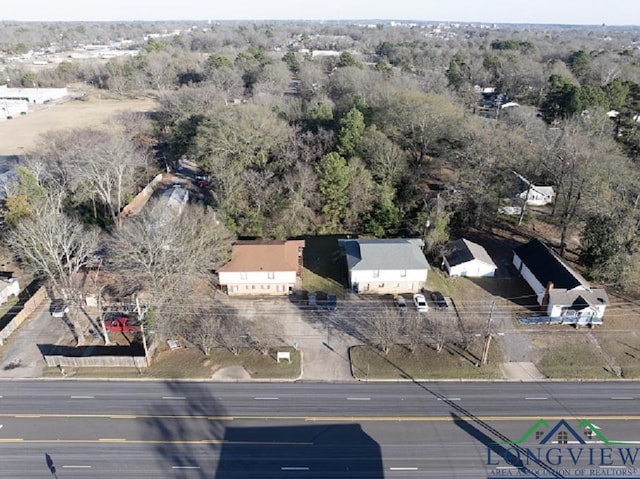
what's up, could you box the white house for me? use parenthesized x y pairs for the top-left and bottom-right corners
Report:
(217, 239), (305, 296)
(518, 185), (555, 206)
(339, 238), (429, 294)
(0, 277), (20, 306)
(513, 239), (608, 325)
(443, 238), (497, 277)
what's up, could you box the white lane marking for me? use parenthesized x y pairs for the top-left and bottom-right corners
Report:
(611, 397), (633, 400)
(525, 397), (548, 400)
(390, 467), (419, 471)
(254, 397), (279, 400)
(281, 466), (309, 471)
(70, 396), (94, 399)
(63, 465), (91, 469)
(347, 397), (371, 401)
(496, 466), (517, 470)
(601, 466), (628, 469)
(162, 396), (186, 400)
(437, 397), (461, 401)
(172, 466), (201, 469)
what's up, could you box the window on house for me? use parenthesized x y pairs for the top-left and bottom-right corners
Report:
(535, 431), (544, 440)
(373, 270), (380, 278)
(268, 272), (275, 279)
(240, 272), (247, 280)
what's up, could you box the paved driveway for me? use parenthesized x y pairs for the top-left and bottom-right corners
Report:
(0, 304), (70, 378)
(223, 296), (357, 382)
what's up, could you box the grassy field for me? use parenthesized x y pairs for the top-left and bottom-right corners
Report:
(43, 346), (301, 380)
(350, 341), (503, 380)
(536, 337), (613, 380)
(0, 95), (157, 156)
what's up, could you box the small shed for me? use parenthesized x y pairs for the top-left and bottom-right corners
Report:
(0, 277), (20, 305)
(443, 239), (497, 278)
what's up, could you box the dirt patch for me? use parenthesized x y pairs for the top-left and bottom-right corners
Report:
(0, 94), (157, 156)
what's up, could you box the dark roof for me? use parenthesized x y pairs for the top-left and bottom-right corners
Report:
(513, 239), (584, 290)
(444, 238), (496, 268)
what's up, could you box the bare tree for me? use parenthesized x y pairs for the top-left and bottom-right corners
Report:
(401, 311), (427, 353)
(32, 129), (149, 229)
(108, 204), (232, 338)
(368, 308), (402, 355)
(187, 307), (222, 356)
(6, 192), (100, 345)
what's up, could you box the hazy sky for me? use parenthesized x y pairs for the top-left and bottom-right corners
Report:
(2, 0), (639, 25)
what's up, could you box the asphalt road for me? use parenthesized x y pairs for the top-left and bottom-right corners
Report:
(1, 381), (640, 478)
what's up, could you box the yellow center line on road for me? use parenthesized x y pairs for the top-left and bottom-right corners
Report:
(0, 414), (638, 422)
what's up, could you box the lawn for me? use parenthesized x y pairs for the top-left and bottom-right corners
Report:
(596, 336), (640, 379)
(350, 342), (503, 380)
(43, 346), (301, 380)
(536, 338), (614, 380)
(302, 235), (348, 293)
(302, 268), (344, 296)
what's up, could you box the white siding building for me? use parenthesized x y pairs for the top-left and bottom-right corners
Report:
(513, 239), (608, 325)
(218, 240), (305, 296)
(443, 238), (497, 278)
(339, 238), (430, 294)
(0, 85), (68, 104)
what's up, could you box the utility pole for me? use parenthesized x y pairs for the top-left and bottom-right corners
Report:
(136, 297), (151, 367)
(480, 301), (495, 366)
(517, 182), (532, 226)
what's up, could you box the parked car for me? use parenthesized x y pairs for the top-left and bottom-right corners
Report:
(394, 296), (407, 313)
(413, 293), (428, 312)
(307, 293), (317, 307)
(326, 293), (337, 311)
(50, 300), (69, 318)
(105, 316), (141, 333)
(431, 291), (448, 310)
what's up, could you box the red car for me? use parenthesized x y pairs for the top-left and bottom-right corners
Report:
(105, 317), (140, 333)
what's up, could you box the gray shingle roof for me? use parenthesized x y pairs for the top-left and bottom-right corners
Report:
(339, 238), (430, 271)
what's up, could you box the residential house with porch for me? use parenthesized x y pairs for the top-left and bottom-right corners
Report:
(339, 238), (430, 294)
(513, 239), (608, 325)
(217, 239), (305, 296)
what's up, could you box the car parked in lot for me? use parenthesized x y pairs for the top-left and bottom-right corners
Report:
(413, 293), (428, 312)
(394, 296), (407, 313)
(307, 293), (317, 307)
(430, 291), (448, 310)
(326, 293), (337, 311)
(104, 316), (141, 333)
(50, 300), (69, 318)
